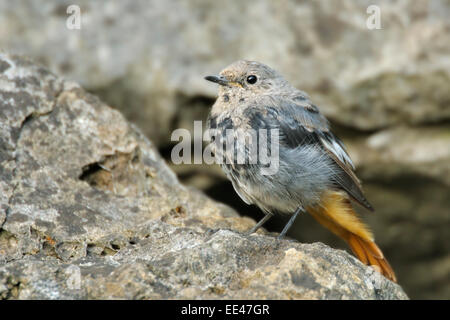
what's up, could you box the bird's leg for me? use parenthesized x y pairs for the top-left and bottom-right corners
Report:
(246, 213), (273, 235)
(278, 207), (303, 239)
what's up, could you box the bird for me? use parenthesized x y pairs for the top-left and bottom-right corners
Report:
(204, 60), (397, 282)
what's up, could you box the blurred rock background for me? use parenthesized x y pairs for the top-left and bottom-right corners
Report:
(0, 0), (448, 299)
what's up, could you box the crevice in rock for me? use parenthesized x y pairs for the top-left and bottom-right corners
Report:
(79, 162), (104, 182)
(100, 247), (117, 256)
(14, 83), (63, 145)
(78, 147), (143, 193)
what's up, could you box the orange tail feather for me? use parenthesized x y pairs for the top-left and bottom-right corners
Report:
(347, 233), (397, 282)
(307, 190), (397, 283)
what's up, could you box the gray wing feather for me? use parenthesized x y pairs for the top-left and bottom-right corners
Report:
(253, 95), (373, 211)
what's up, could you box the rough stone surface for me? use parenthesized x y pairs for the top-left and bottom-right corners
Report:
(0, 228), (406, 300)
(0, 54), (408, 300)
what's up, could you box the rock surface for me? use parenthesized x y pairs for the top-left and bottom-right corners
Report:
(1, 0), (449, 141)
(1, 0), (446, 299)
(0, 54), (408, 299)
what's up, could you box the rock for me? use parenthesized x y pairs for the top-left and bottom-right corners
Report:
(1, 0), (449, 141)
(6, 0), (446, 299)
(0, 228), (406, 300)
(0, 53), (253, 263)
(347, 126), (450, 186)
(0, 53), (408, 299)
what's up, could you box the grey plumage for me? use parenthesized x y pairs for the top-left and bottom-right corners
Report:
(205, 60), (373, 233)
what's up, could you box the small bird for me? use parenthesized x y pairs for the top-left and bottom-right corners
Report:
(205, 60), (397, 282)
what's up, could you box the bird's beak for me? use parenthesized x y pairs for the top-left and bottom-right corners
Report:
(204, 75), (243, 88)
(204, 75), (230, 86)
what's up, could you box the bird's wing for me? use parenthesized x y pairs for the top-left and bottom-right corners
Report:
(248, 94), (373, 211)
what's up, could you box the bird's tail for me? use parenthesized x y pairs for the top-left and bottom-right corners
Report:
(307, 190), (397, 283)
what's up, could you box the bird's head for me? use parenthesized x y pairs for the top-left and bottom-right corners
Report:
(205, 60), (289, 97)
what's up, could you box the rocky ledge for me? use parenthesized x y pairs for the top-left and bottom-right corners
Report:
(0, 54), (407, 299)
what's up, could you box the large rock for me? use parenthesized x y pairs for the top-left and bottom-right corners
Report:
(0, 228), (406, 300)
(2, 0), (446, 299)
(347, 126), (450, 186)
(0, 54), (407, 299)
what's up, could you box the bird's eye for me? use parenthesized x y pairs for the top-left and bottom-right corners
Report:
(246, 75), (257, 84)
